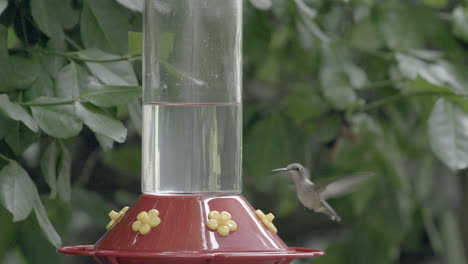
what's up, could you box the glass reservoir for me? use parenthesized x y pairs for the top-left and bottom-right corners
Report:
(142, 0), (242, 194)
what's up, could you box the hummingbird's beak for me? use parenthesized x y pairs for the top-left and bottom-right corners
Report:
(272, 168), (288, 172)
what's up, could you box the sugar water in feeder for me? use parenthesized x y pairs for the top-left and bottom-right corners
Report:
(142, 102), (242, 194)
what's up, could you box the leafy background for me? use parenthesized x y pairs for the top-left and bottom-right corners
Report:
(0, 0), (467, 263)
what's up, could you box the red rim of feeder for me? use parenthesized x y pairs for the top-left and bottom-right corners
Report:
(58, 194), (325, 261)
(58, 245), (324, 260)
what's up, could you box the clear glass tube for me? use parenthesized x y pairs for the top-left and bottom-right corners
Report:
(142, 0), (242, 194)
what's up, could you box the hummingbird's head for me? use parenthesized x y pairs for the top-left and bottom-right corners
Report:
(272, 163), (306, 183)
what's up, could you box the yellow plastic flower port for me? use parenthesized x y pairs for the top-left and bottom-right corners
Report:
(132, 209), (161, 235)
(255, 209), (277, 234)
(106, 206), (129, 230)
(207, 210), (237, 237)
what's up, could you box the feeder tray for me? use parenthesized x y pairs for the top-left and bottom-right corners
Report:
(59, 195), (324, 264)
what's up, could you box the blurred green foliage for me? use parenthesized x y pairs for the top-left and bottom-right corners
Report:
(0, 0), (467, 263)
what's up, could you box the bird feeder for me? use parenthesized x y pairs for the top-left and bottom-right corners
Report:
(58, 1), (325, 263)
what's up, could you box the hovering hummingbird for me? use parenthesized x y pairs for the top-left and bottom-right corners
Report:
(272, 163), (372, 222)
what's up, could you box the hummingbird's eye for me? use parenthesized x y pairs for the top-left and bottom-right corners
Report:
(294, 167), (300, 171)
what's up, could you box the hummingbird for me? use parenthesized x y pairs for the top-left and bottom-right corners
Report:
(272, 163), (371, 222)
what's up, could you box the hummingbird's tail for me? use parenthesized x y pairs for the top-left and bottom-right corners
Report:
(321, 200), (341, 222)
(330, 214), (341, 222)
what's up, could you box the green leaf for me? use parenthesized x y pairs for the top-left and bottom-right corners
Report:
(57, 142), (71, 203)
(158, 32), (174, 60)
(428, 98), (468, 170)
(415, 155), (433, 201)
(5, 122), (39, 156)
(7, 27), (19, 46)
(317, 115), (342, 142)
(416, 62), (468, 113)
(116, 0), (143, 12)
(397, 54), (465, 94)
(29, 97), (83, 138)
(0, 208), (15, 260)
(344, 62), (367, 90)
(33, 196), (62, 248)
(406, 75), (454, 95)
(441, 211), (467, 264)
(9, 56), (40, 90)
(39, 140), (71, 202)
(422, 207), (443, 255)
(0, 94), (39, 132)
(102, 146), (141, 173)
(0, 0), (7, 16)
(30, 0), (64, 39)
(80, 86), (141, 107)
(95, 133), (114, 151)
(295, 0), (317, 19)
(350, 16), (383, 52)
(447, 97), (468, 113)
(128, 31), (142, 55)
(422, 0), (447, 8)
(77, 49), (138, 86)
(243, 112), (297, 190)
(56, 61), (104, 97)
(75, 102), (127, 143)
(128, 99), (142, 135)
(24, 69), (55, 102)
(40, 141), (59, 198)
(73, 189), (114, 225)
(16, 214), (62, 261)
(376, 9), (423, 50)
(396, 53), (427, 80)
(249, 0), (273, 10)
(0, 26), (11, 92)
(408, 49), (442, 61)
(0, 115), (14, 139)
(320, 69), (356, 110)
(420, 61), (466, 93)
(40, 40), (67, 77)
(0, 162), (62, 248)
(0, 161), (36, 222)
(298, 13), (329, 43)
(55, 62), (84, 99)
(55, 0), (80, 30)
(80, 0), (129, 54)
(0, 25), (7, 59)
(453, 6), (468, 42)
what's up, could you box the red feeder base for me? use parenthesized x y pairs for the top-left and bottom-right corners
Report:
(58, 194), (324, 264)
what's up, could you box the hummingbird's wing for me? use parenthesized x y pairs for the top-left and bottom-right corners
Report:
(314, 172), (373, 200)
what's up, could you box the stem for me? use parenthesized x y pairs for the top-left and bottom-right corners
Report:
(363, 50), (394, 61)
(437, 13), (452, 21)
(20, 10), (29, 47)
(0, 153), (11, 162)
(65, 35), (83, 50)
(74, 150), (100, 188)
(21, 98), (78, 107)
(68, 53), (142, 63)
(360, 91), (468, 112)
(361, 93), (405, 112)
(34, 49), (142, 63)
(363, 79), (404, 90)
